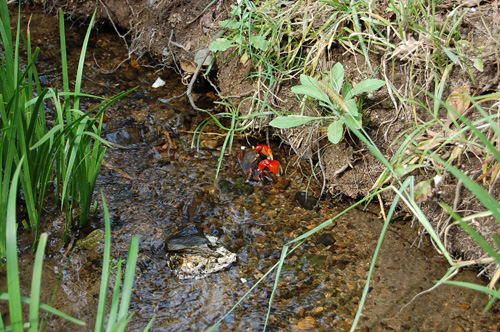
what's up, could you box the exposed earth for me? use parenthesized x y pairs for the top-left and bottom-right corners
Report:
(8, 0), (500, 330)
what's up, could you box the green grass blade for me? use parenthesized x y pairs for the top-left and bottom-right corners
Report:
(350, 178), (412, 331)
(432, 154), (500, 222)
(143, 317), (157, 332)
(6, 156), (25, 332)
(73, 9), (97, 110)
(28, 233), (48, 332)
(441, 203), (500, 262)
(441, 280), (500, 298)
(117, 236), (139, 323)
(95, 193), (112, 332)
(0, 0), (14, 75)
(59, 9), (70, 98)
(106, 262), (123, 332)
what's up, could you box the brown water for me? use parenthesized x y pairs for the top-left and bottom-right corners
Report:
(4, 5), (500, 332)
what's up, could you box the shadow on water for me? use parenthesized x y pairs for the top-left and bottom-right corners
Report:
(6, 5), (500, 332)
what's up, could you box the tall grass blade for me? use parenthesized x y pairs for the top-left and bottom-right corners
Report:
(73, 9), (97, 111)
(117, 236), (139, 323)
(28, 233), (48, 332)
(106, 262), (123, 332)
(6, 157), (25, 332)
(95, 192), (112, 332)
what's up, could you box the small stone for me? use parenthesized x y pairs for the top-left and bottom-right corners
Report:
(296, 316), (315, 330)
(264, 210), (277, 218)
(200, 138), (221, 150)
(311, 307), (324, 314)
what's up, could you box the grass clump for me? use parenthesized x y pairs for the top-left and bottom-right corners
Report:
(0, 2), (151, 330)
(0, 1), (134, 256)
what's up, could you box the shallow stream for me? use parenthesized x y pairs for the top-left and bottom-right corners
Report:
(5, 5), (500, 332)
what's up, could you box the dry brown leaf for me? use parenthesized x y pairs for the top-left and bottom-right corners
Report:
(415, 129), (451, 151)
(180, 59), (197, 74)
(445, 85), (471, 128)
(130, 59), (141, 70)
(462, 0), (480, 7)
(390, 36), (421, 60)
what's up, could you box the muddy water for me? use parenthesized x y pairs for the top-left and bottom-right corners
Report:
(6, 5), (500, 332)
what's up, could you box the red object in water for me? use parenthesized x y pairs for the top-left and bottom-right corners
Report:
(238, 144), (280, 183)
(258, 159), (280, 174)
(254, 144), (273, 160)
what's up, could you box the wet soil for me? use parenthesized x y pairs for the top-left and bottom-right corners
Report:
(2, 5), (500, 332)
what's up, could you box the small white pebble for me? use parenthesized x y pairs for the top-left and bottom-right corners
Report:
(434, 174), (444, 187)
(152, 77), (165, 88)
(241, 278), (247, 283)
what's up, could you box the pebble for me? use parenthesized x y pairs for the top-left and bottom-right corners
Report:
(296, 316), (316, 330)
(200, 138), (221, 149)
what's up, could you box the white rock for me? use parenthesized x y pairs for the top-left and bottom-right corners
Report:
(152, 77), (165, 88)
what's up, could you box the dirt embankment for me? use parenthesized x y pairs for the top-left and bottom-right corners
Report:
(35, 0), (500, 278)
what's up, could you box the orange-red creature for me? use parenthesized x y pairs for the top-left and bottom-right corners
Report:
(238, 144), (280, 184)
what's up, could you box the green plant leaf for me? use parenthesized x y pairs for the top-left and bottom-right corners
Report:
(292, 85), (330, 103)
(345, 79), (385, 99)
(209, 38), (236, 52)
(345, 99), (358, 117)
(414, 179), (432, 202)
(330, 62), (344, 92)
(240, 51), (250, 64)
(28, 233), (48, 332)
(440, 45), (459, 63)
(249, 35), (269, 51)
(344, 112), (362, 129)
(218, 19), (241, 29)
(269, 115), (320, 129)
(292, 75), (330, 103)
(473, 59), (483, 72)
(299, 74), (319, 88)
(394, 164), (423, 177)
(328, 120), (344, 144)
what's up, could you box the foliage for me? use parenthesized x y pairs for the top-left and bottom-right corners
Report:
(270, 63), (385, 144)
(0, 168), (149, 331)
(210, 4), (270, 63)
(0, 159), (86, 331)
(94, 192), (155, 332)
(0, 0), (134, 260)
(0, 2), (150, 331)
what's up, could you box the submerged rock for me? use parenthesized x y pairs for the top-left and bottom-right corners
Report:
(166, 224), (237, 280)
(294, 192), (318, 210)
(166, 224), (210, 251)
(217, 178), (254, 196)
